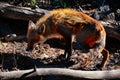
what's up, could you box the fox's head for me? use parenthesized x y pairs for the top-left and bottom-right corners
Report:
(26, 20), (46, 51)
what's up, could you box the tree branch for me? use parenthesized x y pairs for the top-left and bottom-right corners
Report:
(0, 68), (120, 79)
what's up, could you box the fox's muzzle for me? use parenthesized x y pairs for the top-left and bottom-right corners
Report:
(26, 44), (33, 51)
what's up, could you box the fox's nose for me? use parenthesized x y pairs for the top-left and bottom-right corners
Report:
(26, 45), (33, 51)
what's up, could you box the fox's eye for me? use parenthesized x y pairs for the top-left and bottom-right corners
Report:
(38, 24), (46, 34)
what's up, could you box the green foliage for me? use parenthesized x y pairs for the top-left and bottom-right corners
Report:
(60, 0), (67, 8)
(53, 0), (67, 8)
(30, 0), (38, 6)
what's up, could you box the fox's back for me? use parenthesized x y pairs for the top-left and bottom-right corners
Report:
(36, 9), (105, 35)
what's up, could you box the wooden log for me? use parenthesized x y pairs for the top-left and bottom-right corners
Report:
(0, 68), (120, 79)
(100, 21), (120, 40)
(0, 2), (49, 21)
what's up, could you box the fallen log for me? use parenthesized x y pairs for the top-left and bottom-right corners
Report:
(0, 2), (49, 21)
(100, 21), (120, 40)
(0, 68), (120, 79)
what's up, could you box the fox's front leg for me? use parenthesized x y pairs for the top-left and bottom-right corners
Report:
(56, 23), (72, 60)
(64, 36), (72, 60)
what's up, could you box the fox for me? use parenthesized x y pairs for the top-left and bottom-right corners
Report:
(26, 9), (109, 68)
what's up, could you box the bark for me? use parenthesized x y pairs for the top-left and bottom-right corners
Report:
(0, 68), (120, 79)
(100, 21), (120, 40)
(0, 2), (49, 21)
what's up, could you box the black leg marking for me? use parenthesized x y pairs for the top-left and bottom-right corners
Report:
(65, 37), (72, 61)
(56, 23), (73, 61)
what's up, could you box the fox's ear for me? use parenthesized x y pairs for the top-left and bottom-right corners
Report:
(28, 20), (36, 30)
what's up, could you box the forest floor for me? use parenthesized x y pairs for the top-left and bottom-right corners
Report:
(0, 34), (120, 71)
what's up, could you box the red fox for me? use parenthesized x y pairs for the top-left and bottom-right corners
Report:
(27, 9), (109, 68)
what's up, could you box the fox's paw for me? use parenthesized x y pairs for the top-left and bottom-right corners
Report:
(96, 64), (105, 70)
(58, 54), (67, 60)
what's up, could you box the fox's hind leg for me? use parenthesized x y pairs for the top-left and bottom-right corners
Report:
(101, 48), (109, 68)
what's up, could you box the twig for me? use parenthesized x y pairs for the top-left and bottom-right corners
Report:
(102, 0), (106, 6)
(74, 0), (84, 13)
